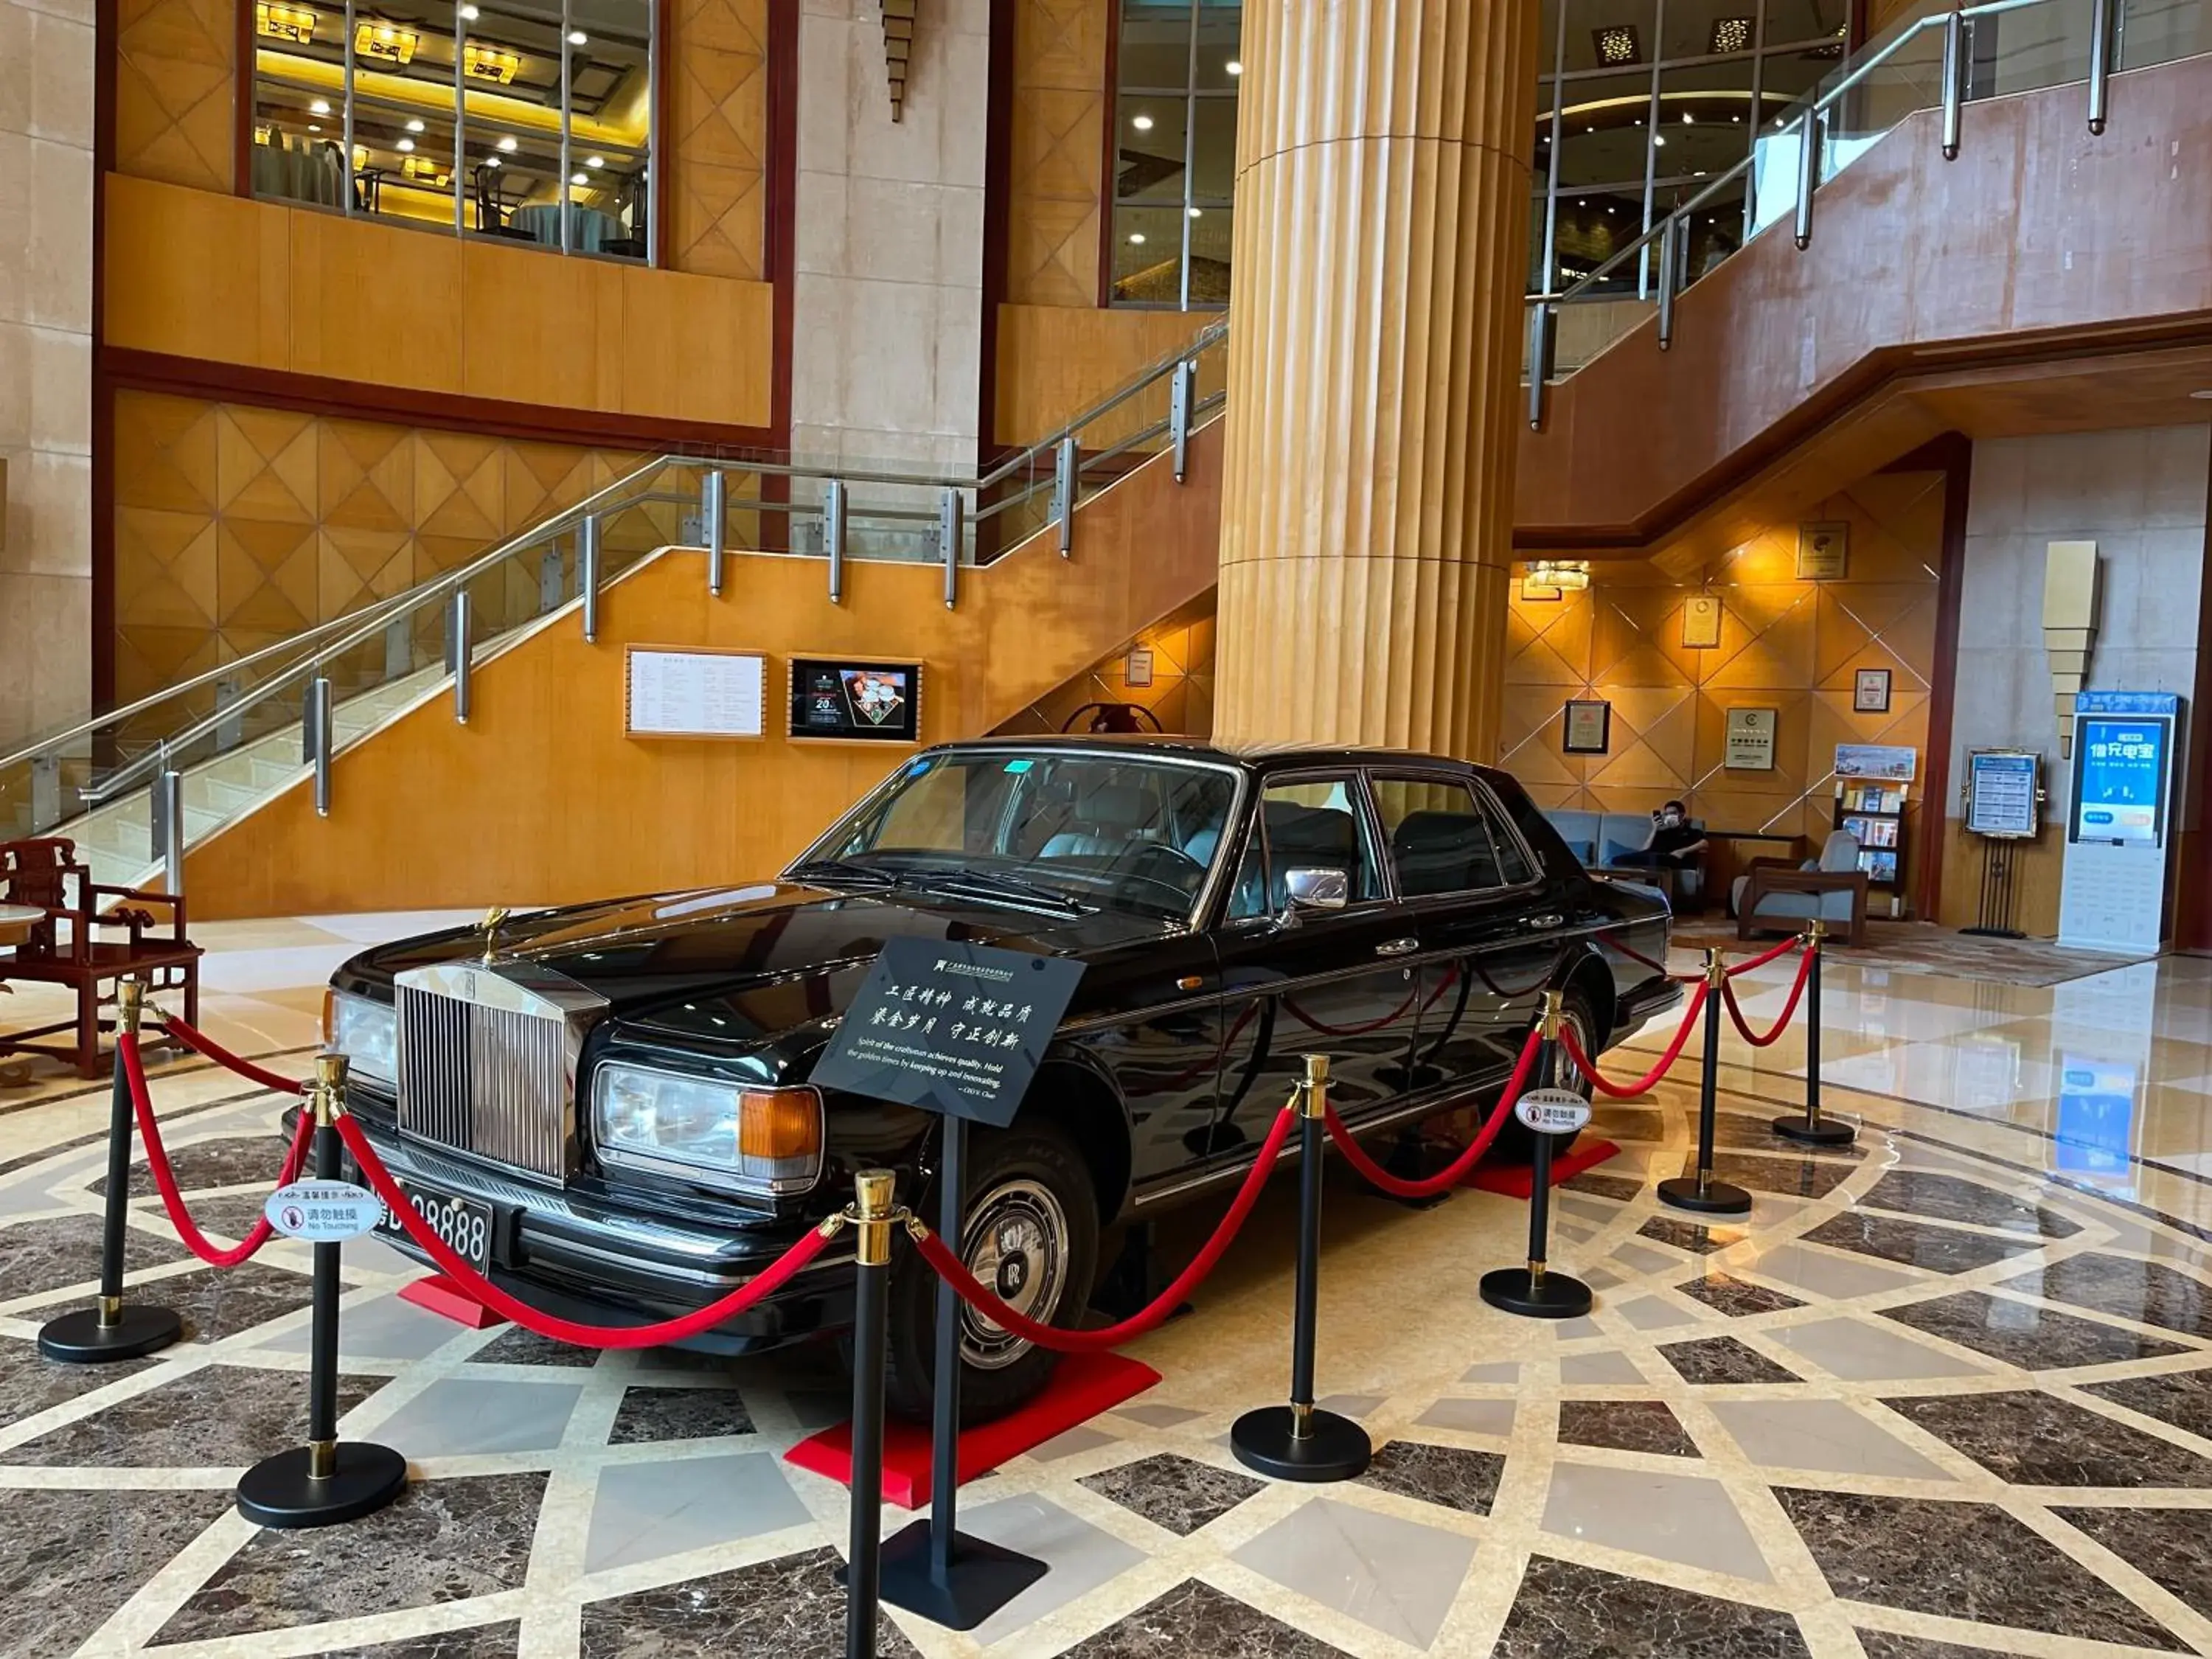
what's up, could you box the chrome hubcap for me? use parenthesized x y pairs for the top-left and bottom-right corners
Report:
(959, 1178), (1068, 1370)
(1556, 1009), (1590, 1099)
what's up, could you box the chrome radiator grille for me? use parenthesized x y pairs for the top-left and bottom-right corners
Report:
(396, 981), (574, 1181)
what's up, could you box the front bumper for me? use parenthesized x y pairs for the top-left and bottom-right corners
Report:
(303, 1109), (859, 1354)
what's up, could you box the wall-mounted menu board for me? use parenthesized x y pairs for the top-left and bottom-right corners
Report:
(625, 646), (766, 740)
(788, 658), (923, 744)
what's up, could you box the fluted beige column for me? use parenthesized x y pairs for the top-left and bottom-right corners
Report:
(1212, 0), (1540, 759)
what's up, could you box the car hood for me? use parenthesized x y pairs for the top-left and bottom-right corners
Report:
(337, 880), (1178, 1037)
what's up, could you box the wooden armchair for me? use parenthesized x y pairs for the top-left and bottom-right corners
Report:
(1731, 830), (1870, 947)
(0, 838), (202, 1077)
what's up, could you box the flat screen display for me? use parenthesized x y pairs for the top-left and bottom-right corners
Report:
(788, 658), (922, 744)
(2071, 714), (2170, 847)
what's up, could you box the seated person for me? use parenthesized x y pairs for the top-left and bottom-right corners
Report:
(1611, 800), (1708, 872)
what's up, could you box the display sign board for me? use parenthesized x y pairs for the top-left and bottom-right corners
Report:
(2072, 711), (2173, 847)
(2059, 690), (2184, 954)
(265, 1180), (383, 1241)
(789, 658), (922, 743)
(1834, 743), (1916, 781)
(810, 938), (1085, 1127)
(1965, 750), (2041, 838)
(625, 647), (766, 740)
(1514, 1088), (1593, 1135)
(1725, 708), (1778, 771)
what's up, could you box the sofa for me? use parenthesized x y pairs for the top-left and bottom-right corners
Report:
(1732, 830), (1869, 945)
(1543, 808), (1706, 905)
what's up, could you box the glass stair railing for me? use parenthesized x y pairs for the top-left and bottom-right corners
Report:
(0, 319), (1229, 891)
(1523, 0), (2211, 402)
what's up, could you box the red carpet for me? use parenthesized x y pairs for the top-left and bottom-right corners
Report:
(400, 1274), (507, 1329)
(1464, 1138), (1621, 1199)
(785, 1349), (1162, 1507)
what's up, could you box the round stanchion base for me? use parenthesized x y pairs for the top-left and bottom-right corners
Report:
(236, 1442), (408, 1528)
(38, 1304), (183, 1364)
(1656, 1175), (1754, 1216)
(1770, 1113), (1857, 1147)
(1478, 1266), (1593, 1320)
(1229, 1405), (1371, 1483)
(872, 1522), (1051, 1630)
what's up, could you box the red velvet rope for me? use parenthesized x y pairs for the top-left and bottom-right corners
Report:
(1556, 981), (1709, 1098)
(122, 1034), (315, 1267)
(336, 1114), (835, 1348)
(1323, 1025), (1544, 1200)
(1725, 934), (1804, 975)
(161, 1018), (307, 1095)
(1722, 945), (1816, 1048)
(1282, 967), (1458, 1039)
(910, 1102), (1300, 1354)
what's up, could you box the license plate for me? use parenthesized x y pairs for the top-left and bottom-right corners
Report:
(375, 1182), (493, 1272)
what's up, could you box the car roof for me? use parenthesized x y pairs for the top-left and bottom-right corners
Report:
(930, 733), (1502, 779)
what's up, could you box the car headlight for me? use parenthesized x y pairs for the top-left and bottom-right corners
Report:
(324, 990), (397, 1085)
(591, 1064), (824, 1197)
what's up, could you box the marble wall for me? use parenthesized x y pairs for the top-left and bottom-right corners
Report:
(790, 0), (990, 476)
(0, 0), (94, 751)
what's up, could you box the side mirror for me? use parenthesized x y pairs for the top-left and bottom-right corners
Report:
(1282, 867), (1349, 915)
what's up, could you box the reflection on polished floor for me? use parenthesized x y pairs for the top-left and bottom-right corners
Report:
(5, 920), (2212, 1657)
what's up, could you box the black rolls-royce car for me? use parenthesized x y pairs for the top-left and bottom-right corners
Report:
(324, 738), (1677, 1418)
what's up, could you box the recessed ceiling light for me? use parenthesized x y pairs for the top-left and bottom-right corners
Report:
(307, 122), (321, 131)
(1131, 114), (1154, 131)
(1683, 112), (1695, 124)
(406, 117), (424, 132)
(309, 97), (330, 114)
(397, 136), (415, 151)
(459, 2), (476, 14)
(566, 28), (586, 44)
(1652, 133), (1666, 146)
(1225, 58), (1241, 75)
(570, 170), (588, 184)
(485, 154), (500, 167)
(497, 135), (517, 151)
(586, 155), (603, 167)
(1128, 232), (1146, 245)
(1187, 206), (1202, 218)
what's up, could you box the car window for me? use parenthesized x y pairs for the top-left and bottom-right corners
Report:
(1371, 776), (1535, 895)
(1225, 775), (1385, 919)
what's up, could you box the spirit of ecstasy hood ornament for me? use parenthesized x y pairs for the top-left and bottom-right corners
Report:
(479, 906), (510, 964)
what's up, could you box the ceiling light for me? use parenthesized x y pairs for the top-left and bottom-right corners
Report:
(1732, 114), (1743, 122)
(405, 117), (425, 132)
(1131, 114), (1154, 131)
(307, 122), (321, 131)
(586, 154), (603, 168)
(570, 170), (588, 184)
(463, 42), (518, 80)
(497, 135), (517, 151)
(254, 1), (316, 43)
(458, 1), (476, 13)
(353, 20), (417, 63)
(1187, 206), (1202, 218)
(1593, 24), (1641, 66)
(1652, 133), (1666, 146)
(1708, 16), (1753, 54)
(484, 154), (500, 167)
(1683, 112), (1695, 124)
(1225, 58), (1242, 75)
(566, 28), (586, 44)
(309, 97), (330, 115)
(1128, 232), (1146, 244)
(397, 136), (415, 151)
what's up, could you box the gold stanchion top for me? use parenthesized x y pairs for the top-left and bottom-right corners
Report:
(1301, 1054), (1331, 1087)
(854, 1169), (896, 1219)
(116, 975), (145, 1032)
(1805, 917), (1827, 945)
(1705, 945), (1727, 987)
(316, 1051), (349, 1092)
(1541, 988), (1564, 1040)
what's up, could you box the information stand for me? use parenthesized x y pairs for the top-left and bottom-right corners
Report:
(811, 937), (1085, 1630)
(1960, 749), (2041, 939)
(2058, 692), (2184, 954)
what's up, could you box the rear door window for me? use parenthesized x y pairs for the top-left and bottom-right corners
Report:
(1371, 775), (1535, 896)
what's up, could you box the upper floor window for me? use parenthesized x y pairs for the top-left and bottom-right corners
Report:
(250, 0), (653, 262)
(1110, 0), (1240, 310)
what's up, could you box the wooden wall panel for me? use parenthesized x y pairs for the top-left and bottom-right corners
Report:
(104, 175), (776, 429)
(1005, 0), (1109, 308)
(995, 589), (1218, 737)
(111, 389), (648, 705)
(668, 0), (770, 279)
(992, 303), (1214, 446)
(180, 420), (1228, 917)
(114, 0), (234, 192)
(1503, 470), (1946, 907)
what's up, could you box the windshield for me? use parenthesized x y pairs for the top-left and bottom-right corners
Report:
(794, 750), (1239, 922)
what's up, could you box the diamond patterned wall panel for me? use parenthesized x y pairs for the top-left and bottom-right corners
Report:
(1006, 0), (1110, 307)
(111, 391), (647, 706)
(114, 0), (235, 192)
(997, 590), (1218, 737)
(669, 0), (769, 279)
(1503, 471), (1945, 860)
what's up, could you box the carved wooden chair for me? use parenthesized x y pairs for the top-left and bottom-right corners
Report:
(0, 838), (202, 1077)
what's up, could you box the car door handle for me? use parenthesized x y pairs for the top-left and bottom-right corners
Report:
(1522, 914), (1565, 930)
(1375, 937), (1419, 957)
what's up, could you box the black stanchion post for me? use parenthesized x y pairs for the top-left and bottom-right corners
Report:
(1773, 919), (1854, 1146)
(844, 1169), (897, 1659)
(1231, 1055), (1371, 1482)
(1480, 990), (1593, 1319)
(38, 976), (184, 1363)
(237, 1054), (407, 1527)
(878, 1119), (1047, 1629)
(1658, 947), (1753, 1216)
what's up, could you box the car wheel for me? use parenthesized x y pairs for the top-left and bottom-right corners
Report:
(1492, 988), (1601, 1162)
(883, 1121), (1100, 1426)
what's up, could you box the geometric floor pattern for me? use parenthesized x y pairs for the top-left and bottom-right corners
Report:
(4, 927), (2212, 1655)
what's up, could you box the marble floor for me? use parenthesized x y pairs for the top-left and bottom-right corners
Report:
(4, 920), (2212, 1657)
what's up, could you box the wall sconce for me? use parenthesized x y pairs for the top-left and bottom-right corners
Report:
(2042, 540), (2100, 759)
(354, 20), (419, 64)
(1525, 560), (1591, 593)
(255, 1), (316, 43)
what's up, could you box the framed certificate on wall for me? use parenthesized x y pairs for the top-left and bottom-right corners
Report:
(1725, 706), (1778, 771)
(1681, 594), (1724, 649)
(1562, 699), (1611, 756)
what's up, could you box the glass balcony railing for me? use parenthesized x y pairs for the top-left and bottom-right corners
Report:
(1526, 0), (2211, 403)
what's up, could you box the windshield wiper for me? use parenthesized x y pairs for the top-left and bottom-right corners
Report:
(920, 870), (1090, 914)
(790, 858), (902, 887)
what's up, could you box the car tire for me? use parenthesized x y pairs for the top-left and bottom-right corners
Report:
(1491, 987), (1601, 1162)
(883, 1120), (1101, 1426)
